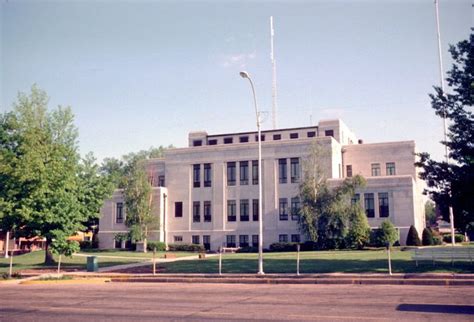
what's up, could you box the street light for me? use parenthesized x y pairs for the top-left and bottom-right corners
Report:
(240, 71), (264, 275)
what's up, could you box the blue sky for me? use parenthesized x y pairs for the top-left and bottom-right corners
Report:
(0, 0), (470, 161)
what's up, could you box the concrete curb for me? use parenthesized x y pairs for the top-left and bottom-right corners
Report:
(20, 278), (111, 285)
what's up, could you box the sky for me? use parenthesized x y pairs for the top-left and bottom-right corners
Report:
(0, 0), (471, 162)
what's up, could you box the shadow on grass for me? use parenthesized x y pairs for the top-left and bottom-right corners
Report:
(159, 258), (474, 274)
(397, 304), (474, 315)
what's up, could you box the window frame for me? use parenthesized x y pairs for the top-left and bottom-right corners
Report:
(240, 199), (249, 221)
(227, 200), (237, 222)
(364, 193), (375, 218)
(279, 198), (288, 221)
(203, 201), (212, 222)
(239, 161), (249, 185)
(203, 163), (212, 187)
(378, 192), (389, 217)
(193, 164), (201, 188)
(115, 202), (124, 224)
(278, 158), (288, 184)
(175, 202), (183, 218)
(192, 201), (200, 223)
(290, 158), (300, 183)
(227, 162), (236, 186)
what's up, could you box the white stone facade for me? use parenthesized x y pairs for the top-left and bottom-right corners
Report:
(98, 119), (425, 249)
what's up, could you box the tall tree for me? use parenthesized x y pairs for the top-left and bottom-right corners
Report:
(0, 86), (113, 263)
(122, 160), (158, 251)
(298, 143), (366, 249)
(416, 34), (474, 235)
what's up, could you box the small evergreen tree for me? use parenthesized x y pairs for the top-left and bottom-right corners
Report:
(406, 225), (422, 246)
(378, 220), (398, 247)
(422, 227), (434, 246)
(346, 205), (371, 249)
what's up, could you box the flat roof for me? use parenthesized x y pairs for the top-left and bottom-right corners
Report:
(206, 125), (318, 138)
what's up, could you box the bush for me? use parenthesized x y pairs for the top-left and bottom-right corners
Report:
(422, 228), (434, 246)
(406, 225), (421, 246)
(236, 246), (258, 253)
(79, 240), (99, 249)
(146, 241), (166, 252)
(168, 243), (205, 252)
(433, 235), (443, 245)
(300, 241), (317, 251)
(443, 234), (464, 243)
(269, 242), (300, 252)
(346, 206), (371, 249)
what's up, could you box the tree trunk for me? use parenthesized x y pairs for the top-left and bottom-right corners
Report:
(44, 240), (54, 265)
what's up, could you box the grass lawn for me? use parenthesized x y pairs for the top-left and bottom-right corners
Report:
(0, 250), (197, 274)
(158, 249), (474, 274)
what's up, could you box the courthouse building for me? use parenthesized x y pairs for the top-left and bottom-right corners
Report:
(98, 119), (426, 250)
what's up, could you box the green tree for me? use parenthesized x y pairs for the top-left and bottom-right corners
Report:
(122, 160), (158, 251)
(50, 235), (80, 273)
(406, 225), (421, 246)
(422, 227), (434, 246)
(346, 205), (371, 249)
(416, 34), (474, 235)
(378, 220), (398, 247)
(298, 143), (366, 249)
(0, 86), (112, 263)
(77, 153), (115, 236)
(425, 201), (437, 227)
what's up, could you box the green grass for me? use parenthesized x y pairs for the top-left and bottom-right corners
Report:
(158, 249), (474, 274)
(0, 250), (196, 274)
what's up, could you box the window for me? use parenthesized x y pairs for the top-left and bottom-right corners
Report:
(325, 130), (334, 137)
(203, 235), (211, 250)
(224, 137), (233, 144)
(279, 234), (288, 243)
(227, 200), (236, 222)
(252, 199), (259, 221)
(291, 197), (300, 221)
(239, 136), (249, 143)
(193, 140), (202, 147)
(278, 159), (287, 183)
(290, 133), (298, 139)
(208, 139), (217, 145)
(240, 199), (249, 221)
(386, 162), (396, 176)
(252, 235), (259, 247)
(273, 134), (281, 140)
(290, 158), (300, 183)
(371, 163), (381, 176)
(116, 202), (124, 223)
(252, 160), (259, 185)
(204, 163), (212, 187)
(175, 202), (183, 218)
(226, 235), (236, 248)
(192, 235), (200, 244)
(379, 192), (389, 217)
(307, 131), (316, 138)
(174, 236), (183, 242)
(364, 193), (375, 218)
(279, 198), (288, 220)
(291, 234), (301, 243)
(255, 134), (265, 142)
(114, 239), (122, 249)
(351, 193), (360, 206)
(227, 162), (236, 186)
(346, 165), (353, 178)
(193, 201), (200, 223)
(158, 175), (165, 187)
(239, 235), (249, 248)
(193, 164), (200, 188)
(204, 201), (212, 222)
(240, 161), (249, 185)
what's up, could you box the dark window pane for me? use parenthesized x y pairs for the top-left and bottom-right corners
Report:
(208, 139), (217, 145)
(240, 161), (249, 185)
(224, 137), (233, 144)
(279, 198), (288, 220)
(273, 134), (281, 140)
(290, 133), (298, 139)
(204, 163), (212, 187)
(193, 140), (202, 147)
(227, 162), (236, 186)
(364, 193), (374, 218)
(239, 136), (249, 143)
(307, 131), (316, 138)
(193, 164), (200, 188)
(325, 130), (334, 137)
(175, 202), (183, 218)
(279, 159), (287, 184)
(240, 199), (249, 221)
(379, 193), (389, 217)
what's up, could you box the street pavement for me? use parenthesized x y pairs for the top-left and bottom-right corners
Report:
(1, 282), (473, 321)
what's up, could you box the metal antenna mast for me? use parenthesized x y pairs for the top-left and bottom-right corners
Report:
(270, 16), (278, 129)
(434, 0), (455, 245)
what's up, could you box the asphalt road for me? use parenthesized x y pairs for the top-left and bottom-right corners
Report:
(1, 282), (473, 321)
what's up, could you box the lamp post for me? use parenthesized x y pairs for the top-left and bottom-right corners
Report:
(240, 71), (264, 275)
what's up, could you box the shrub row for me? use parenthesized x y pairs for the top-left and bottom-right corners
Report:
(443, 234), (464, 243)
(146, 241), (166, 252)
(168, 243), (205, 252)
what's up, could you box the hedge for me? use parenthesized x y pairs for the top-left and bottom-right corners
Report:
(167, 243), (205, 252)
(269, 242), (300, 252)
(146, 241), (166, 252)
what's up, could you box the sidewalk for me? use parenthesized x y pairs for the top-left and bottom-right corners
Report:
(96, 253), (218, 272)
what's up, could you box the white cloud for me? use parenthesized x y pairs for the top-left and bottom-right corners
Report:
(220, 51), (257, 68)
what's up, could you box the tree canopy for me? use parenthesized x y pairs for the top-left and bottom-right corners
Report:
(416, 33), (474, 235)
(0, 86), (113, 263)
